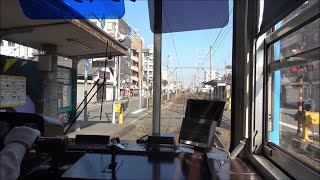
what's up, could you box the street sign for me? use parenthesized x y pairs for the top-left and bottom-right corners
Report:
(92, 61), (115, 68)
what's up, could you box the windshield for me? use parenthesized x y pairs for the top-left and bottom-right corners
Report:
(0, 0), (232, 148)
(62, 0), (233, 150)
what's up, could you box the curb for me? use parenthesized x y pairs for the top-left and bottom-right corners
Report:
(291, 138), (320, 158)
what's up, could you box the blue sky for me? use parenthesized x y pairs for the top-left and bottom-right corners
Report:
(123, 0), (233, 85)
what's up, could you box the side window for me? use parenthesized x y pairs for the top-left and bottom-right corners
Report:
(265, 1), (319, 176)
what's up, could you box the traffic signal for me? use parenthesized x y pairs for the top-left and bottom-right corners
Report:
(306, 64), (314, 71)
(291, 66), (298, 72)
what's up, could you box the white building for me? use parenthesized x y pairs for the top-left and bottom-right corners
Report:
(143, 45), (154, 82)
(0, 40), (35, 59)
(204, 69), (221, 82)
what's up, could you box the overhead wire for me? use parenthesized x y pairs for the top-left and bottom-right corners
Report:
(197, 1), (225, 48)
(7, 44), (21, 56)
(121, 2), (176, 70)
(206, 23), (232, 73)
(201, 7), (233, 65)
(211, 25), (232, 57)
(163, 0), (180, 67)
(193, 6), (232, 84)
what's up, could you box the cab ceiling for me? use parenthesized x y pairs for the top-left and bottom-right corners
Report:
(0, 0), (128, 59)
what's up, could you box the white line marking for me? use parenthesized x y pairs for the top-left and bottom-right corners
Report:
(280, 122), (318, 135)
(131, 108), (147, 114)
(280, 121), (297, 129)
(129, 111), (151, 125)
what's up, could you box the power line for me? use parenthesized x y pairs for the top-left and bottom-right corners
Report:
(163, 0), (180, 67)
(8, 45), (21, 56)
(201, 8), (233, 65)
(212, 25), (232, 56)
(198, 2), (225, 48)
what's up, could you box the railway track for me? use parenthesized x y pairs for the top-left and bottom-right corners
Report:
(119, 93), (201, 141)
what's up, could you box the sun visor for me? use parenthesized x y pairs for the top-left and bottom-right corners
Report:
(19, 0), (125, 19)
(258, 0), (307, 36)
(148, 0), (229, 33)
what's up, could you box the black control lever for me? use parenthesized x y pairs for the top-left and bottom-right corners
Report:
(34, 137), (68, 153)
(105, 138), (125, 174)
(21, 136), (68, 176)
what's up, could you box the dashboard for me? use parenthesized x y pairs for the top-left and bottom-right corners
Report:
(0, 112), (67, 177)
(0, 112), (65, 150)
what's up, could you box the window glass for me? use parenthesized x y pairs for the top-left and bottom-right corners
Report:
(281, 1), (318, 26)
(268, 18), (320, 170)
(270, 19), (319, 60)
(0, 0), (233, 151)
(8, 42), (15, 47)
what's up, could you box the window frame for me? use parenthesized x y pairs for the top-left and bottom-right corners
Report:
(262, 1), (320, 178)
(8, 41), (15, 47)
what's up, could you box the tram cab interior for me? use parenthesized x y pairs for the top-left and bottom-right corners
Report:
(0, 0), (319, 179)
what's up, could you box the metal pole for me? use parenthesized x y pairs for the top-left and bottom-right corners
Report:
(118, 56), (121, 100)
(152, 0), (162, 135)
(84, 59), (88, 123)
(210, 46), (212, 81)
(112, 57), (117, 123)
(167, 55), (170, 101)
(175, 72), (178, 96)
(24, 46), (28, 59)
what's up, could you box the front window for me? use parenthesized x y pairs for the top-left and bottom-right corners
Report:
(1, 0), (233, 155)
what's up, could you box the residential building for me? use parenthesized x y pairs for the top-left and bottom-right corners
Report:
(226, 65), (232, 76)
(142, 45), (154, 83)
(142, 45), (154, 97)
(56, 57), (116, 105)
(90, 19), (132, 97)
(0, 40), (35, 59)
(130, 34), (143, 95)
(204, 69), (220, 82)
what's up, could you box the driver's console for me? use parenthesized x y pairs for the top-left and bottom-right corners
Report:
(0, 112), (67, 177)
(0, 100), (261, 180)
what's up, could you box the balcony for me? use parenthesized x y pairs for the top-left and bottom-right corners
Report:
(131, 76), (139, 82)
(131, 66), (139, 72)
(132, 55), (139, 62)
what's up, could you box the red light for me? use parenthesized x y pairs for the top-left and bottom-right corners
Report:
(291, 67), (298, 72)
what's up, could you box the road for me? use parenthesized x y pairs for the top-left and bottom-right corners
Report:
(68, 93), (318, 146)
(67, 93), (232, 149)
(66, 93), (318, 168)
(77, 97), (145, 123)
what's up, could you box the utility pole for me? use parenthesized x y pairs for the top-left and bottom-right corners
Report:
(175, 72), (178, 96)
(167, 55), (170, 101)
(112, 57), (117, 124)
(24, 46), (28, 59)
(84, 59), (89, 123)
(152, 0), (162, 135)
(209, 46), (212, 81)
(118, 56), (121, 100)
